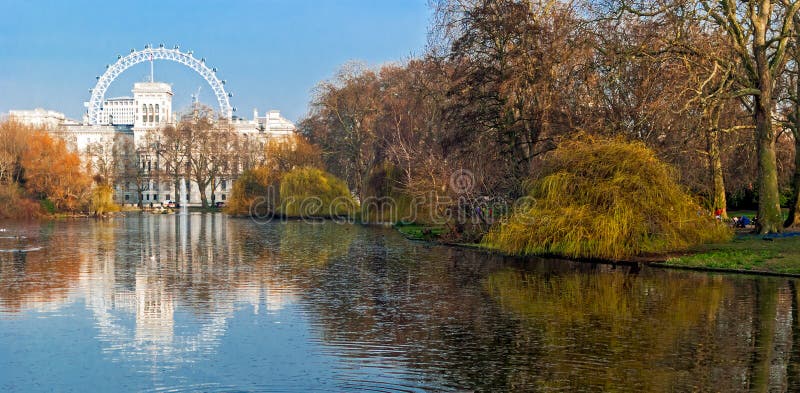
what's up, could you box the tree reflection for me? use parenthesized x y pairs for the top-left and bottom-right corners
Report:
(0, 223), (85, 313)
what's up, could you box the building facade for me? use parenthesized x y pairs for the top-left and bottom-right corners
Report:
(8, 80), (296, 207)
(100, 97), (136, 125)
(8, 108), (71, 129)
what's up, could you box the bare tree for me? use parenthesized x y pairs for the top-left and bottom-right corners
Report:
(696, 0), (800, 233)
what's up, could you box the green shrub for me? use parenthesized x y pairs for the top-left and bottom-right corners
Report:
(39, 198), (56, 214)
(279, 167), (357, 217)
(483, 136), (733, 260)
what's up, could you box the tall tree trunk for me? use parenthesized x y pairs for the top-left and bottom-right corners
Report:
(754, 67), (783, 232)
(211, 178), (217, 206)
(786, 132), (800, 228)
(197, 181), (208, 208)
(173, 176), (180, 204)
(708, 125), (727, 218)
(753, 5), (784, 234)
(755, 101), (783, 233)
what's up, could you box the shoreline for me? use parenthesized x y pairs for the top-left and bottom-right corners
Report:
(392, 223), (800, 278)
(4, 211), (798, 278)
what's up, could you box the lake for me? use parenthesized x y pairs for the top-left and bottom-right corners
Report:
(0, 213), (798, 392)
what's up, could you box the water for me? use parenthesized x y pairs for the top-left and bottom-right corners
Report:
(0, 213), (799, 392)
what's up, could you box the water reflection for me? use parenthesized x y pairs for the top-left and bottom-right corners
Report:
(1, 214), (800, 391)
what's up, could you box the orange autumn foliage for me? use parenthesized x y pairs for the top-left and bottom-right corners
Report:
(21, 132), (91, 211)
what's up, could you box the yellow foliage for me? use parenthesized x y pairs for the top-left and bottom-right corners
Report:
(483, 136), (732, 260)
(90, 185), (120, 216)
(224, 166), (281, 216)
(279, 167), (358, 217)
(225, 166), (357, 218)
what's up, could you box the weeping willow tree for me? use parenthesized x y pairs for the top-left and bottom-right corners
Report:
(279, 167), (358, 218)
(89, 185), (119, 216)
(483, 136), (732, 260)
(224, 166), (281, 216)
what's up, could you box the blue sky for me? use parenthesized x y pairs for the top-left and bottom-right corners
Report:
(0, 0), (431, 122)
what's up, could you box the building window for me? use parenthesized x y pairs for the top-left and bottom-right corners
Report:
(154, 194), (158, 201)
(221, 180), (226, 190)
(166, 194), (170, 200)
(155, 104), (159, 123)
(145, 194), (149, 201)
(222, 194), (226, 201)
(125, 194), (130, 201)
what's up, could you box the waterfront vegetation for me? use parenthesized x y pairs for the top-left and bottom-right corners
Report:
(89, 184), (120, 216)
(0, 121), (107, 218)
(279, 167), (358, 217)
(482, 137), (733, 260)
(224, 165), (356, 219)
(224, 166), (281, 216)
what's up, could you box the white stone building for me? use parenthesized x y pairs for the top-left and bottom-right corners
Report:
(100, 97), (136, 125)
(7, 80), (297, 207)
(8, 108), (68, 129)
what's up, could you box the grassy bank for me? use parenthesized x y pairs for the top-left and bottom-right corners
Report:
(661, 233), (800, 275)
(394, 223), (447, 241)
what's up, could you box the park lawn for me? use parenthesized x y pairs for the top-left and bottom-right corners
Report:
(664, 234), (800, 275)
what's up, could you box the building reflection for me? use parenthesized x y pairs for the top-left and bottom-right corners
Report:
(0, 214), (301, 366)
